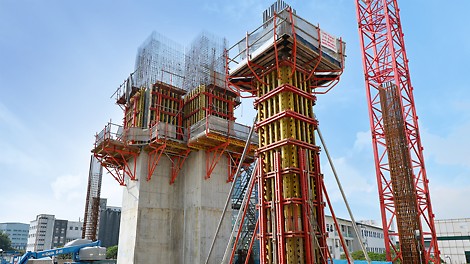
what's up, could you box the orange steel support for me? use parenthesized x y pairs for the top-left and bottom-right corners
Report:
(92, 124), (140, 186)
(169, 149), (191, 184)
(228, 153), (252, 182)
(205, 141), (230, 179)
(244, 220), (259, 264)
(147, 143), (166, 181)
(322, 180), (352, 263)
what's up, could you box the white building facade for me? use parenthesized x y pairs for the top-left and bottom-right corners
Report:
(27, 214), (84, 252)
(325, 216), (355, 259)
(325, 216), (394, 259)
(355, 220), (395, 254)
(27, 214), (55, 251)
(433, 218), (470, 264)
(65, 221), (83, 243)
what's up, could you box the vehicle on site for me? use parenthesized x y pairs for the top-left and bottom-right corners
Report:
(14, 239), (106, 264)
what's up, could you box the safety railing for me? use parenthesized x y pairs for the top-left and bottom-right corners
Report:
(189, 115), (258, 145)
(95, 122), (125, 146)
(227, 8), (345, 73)
(124, 127), (150, 143)
(149, 121), (187, 142)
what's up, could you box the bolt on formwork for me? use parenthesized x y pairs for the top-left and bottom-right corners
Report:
(226, 2), (346, 263)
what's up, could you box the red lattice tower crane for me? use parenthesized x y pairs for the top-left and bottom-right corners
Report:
(355, 0), (440, 263)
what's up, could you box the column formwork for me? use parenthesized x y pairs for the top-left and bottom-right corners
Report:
(227, 5), (345, 263)
(255, 65), (326, 263)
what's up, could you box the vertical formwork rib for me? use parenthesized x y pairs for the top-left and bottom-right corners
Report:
(255, 66), (325, 264)
(355, 0), (440, 262)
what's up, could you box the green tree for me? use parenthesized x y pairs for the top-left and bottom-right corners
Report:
(341, 250), (387, 261)
(0, 231), (12, 251)
(106, 245), (118, 259)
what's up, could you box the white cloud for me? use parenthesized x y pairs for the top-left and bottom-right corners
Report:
(422, 123), (470, 168)
(352, 130), (371, 152)
(51, 174), (86, 201)
(320, 129), (379, 221)
(430, 185), (470, 220)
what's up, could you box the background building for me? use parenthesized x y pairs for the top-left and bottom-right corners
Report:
(52, 219), (67, 248)
(27, 214), (55, 251)
(430, 218), (470, 263)
(27, 214), (83, 251)
(324, 216), (395, 259)
(65, 221), (83, 243)
(355, 220), (395, 254)
(0, 222), (29, 251)
(97, 206), (121, 247)
(325, 216), (355, 259)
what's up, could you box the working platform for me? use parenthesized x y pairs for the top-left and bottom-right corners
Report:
(92, 123), (141, 185)
(147, 122), (188, 154)
(228, 8), (345, 92)
(188, 115), (258, 156)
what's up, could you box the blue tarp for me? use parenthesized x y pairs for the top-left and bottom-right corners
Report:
(332, 261), (392, 264)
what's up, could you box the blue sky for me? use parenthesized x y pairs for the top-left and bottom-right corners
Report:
(1, 0), (469, 226)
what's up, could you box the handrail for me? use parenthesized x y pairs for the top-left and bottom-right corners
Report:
(226, 9), (345, 75)
(189, 115), (258, 145)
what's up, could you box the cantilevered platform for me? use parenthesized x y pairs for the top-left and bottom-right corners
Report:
(188, 115), (258, 155)
(228, 8), (346, 92)
(92, 123), (141, 185)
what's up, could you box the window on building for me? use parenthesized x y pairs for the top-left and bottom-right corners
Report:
(75, 227), (78, 230)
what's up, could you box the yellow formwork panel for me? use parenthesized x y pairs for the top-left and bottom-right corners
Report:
(257, 65), (321, 264)
(125, 87), (146, 128)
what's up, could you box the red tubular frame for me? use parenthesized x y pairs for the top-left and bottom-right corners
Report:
(355, 0), (439, 262)
(93, 123), (139, 186)
(147, 143), (166, 181)
(229, 164), (258, 264)
(169, 149), (191, 184)
(205, 141), (230, 179)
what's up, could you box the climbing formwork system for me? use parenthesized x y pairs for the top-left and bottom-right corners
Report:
(184, 33), (258, 181)
(227, 3), (345, 263)
(92, 121), (140, 186)
(146, 80), (190, 184)
(93, 31), (258, 187)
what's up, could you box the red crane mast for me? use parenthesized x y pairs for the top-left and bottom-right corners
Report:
(355, 0), (440, 263)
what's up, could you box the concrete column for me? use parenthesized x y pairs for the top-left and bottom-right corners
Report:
(117, 150), (232, 264)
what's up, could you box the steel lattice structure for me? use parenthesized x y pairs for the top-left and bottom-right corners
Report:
(355, 0), (440, 262)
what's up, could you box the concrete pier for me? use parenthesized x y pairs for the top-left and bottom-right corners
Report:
(117, 151), (232, 264)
